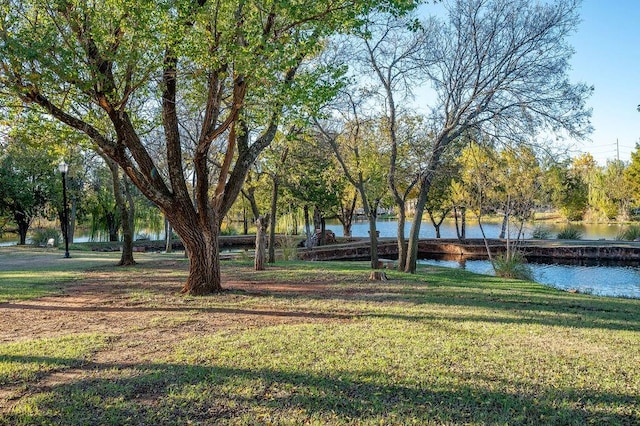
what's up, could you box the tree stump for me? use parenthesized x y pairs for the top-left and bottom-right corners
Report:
(369, 271), (388, 281)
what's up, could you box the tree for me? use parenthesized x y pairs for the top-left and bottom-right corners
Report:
(589, 160), (631, 221)
(455, 141), (502, 244)
(329, 182), (358, 239)
(86, 163), (121, 242)
(455, 139), (538, 272)
(317, 91), (390, 270)
(542, 159), (588, 221)
(261, 131), (290, 263)
(0, 109), (95, 245)
(565, 152), (626, 222)
(424, 155), (459, 238)
(355, 12), (426, 269)
(496, 145), (542, 238)
(0, 0), (416, 293)
(403, 0), (592, 272)
(624, 143), (640, 208)
(0, 136), (58, 244)
(282, 130), (342, 246)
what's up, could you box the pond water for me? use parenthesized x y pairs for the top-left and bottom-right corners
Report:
(324, 218), (626, 240)
(419, 256), (640, 299)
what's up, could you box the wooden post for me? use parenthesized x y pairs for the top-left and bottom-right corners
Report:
(255, 215), (267, 270)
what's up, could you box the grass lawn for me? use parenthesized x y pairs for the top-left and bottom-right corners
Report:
(0, 246), (124, 302)
(0, 247), (638, 425)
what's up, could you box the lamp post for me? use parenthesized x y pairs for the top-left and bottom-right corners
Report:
(58, 161), (71, 258)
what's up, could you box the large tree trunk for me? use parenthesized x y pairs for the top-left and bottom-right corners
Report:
(179, 225), (222, 294)
(404, 134), (450, 273)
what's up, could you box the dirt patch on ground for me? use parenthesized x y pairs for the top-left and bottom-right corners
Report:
(1, 258), (347, 344)
(0, 257), (356, 411)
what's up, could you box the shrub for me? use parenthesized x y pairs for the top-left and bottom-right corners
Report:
(531, 226), (551, 239)
(239, 249), (251, 261)
(615, 225), (640, 241)
(557, 226), (583, 240)
(31, 228), (61, 247)
(493, 253), (534, 281)
(278, 235), (299, 261)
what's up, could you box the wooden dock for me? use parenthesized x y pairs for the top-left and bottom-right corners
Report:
(297, 238), (640, 262)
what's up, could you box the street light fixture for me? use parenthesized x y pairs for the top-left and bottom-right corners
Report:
(58, 161), (71, 258)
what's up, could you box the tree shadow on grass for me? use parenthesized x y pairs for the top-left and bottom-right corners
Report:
(1, 355), (638, 425)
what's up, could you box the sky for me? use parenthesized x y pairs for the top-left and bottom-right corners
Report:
(415, 0), (640, 165)
(568, 0), (640, 164)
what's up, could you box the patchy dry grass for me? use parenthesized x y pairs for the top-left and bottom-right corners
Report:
(0, 248), (638, 425)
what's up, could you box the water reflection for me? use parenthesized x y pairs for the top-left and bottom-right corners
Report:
(418, 255), (640, 299)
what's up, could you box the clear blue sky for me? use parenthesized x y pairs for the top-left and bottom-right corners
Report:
(569, 0), (640, 164)
(415, 0), (640, 165)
